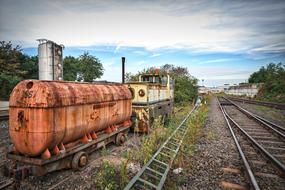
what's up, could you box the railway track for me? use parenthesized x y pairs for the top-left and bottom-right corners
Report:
(0, 107), (9, 120)
(0, 179), (14, 190)
(218, 97), (285, 189)
(227, 96), (285, 110)
(0, 115), (8, 122)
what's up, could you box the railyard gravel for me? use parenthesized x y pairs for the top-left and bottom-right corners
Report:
(184, 96), (247, 190)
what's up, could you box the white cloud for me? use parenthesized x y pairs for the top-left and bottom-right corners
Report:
(150, 53), (161, 58)
(1, 0), (284, 54)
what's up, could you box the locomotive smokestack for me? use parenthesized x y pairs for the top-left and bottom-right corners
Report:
(122, 57), (125, 83)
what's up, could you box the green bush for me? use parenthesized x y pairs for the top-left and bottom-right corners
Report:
(249, 63), (285, 103)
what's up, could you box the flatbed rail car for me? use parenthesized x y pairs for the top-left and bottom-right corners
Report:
(5, 80), (132, 178)
(126, 73), (174, 133)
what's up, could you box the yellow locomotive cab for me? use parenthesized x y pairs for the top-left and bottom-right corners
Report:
(126, 73), (174, 132)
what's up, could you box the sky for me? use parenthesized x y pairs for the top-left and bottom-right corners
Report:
(1, 0), (285, 87)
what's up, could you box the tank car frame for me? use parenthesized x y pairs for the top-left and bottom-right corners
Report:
(5, 122), (131, 179)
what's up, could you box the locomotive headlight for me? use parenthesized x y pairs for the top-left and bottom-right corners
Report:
(138, 89), (145, 97)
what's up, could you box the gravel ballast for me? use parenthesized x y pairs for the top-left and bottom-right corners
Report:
(185, 96), (247, 190)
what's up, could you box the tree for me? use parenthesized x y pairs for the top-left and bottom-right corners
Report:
(0, 41), (25, 100)
(248, 63), (285, 103)
(63, 53), (104, 82)
(63, 56), (78, 81)
(0, 41), (25, 76)
(20, 55), (38, 79)
(77, 52), (104, 82)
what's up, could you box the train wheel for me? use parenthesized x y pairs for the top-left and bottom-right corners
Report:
(72, 151), (88, 170)
(116, 133), (126, 146)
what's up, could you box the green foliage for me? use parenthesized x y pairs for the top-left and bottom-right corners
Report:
(63, 52), (104, 82)
(94, 161), (119, 190)
(20, 55), (38, 79)
(77, 52), (104, 82)
(0, 73), (21, 100)
(127, 105), (192, 165)
(249, 63), (285, 103)
(0, 41), (25, 76)
(119, 161), (129, 189)
(174, 75), (198, 104)
(93, 160), (129, 190)
(63, 56), (78, 81)
(0, 41), (38, 100)
(165, 102), (208, 189)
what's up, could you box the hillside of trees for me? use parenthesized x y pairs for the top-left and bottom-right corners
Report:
(0, 41), (103, 100)
(125, 64), (198, 104)
(248, 63), (285, 103)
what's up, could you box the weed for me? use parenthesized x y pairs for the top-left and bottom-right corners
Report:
(101, 146), (111, 156)
(165, 102), (208, 189)
(207, 130), (217, 140)
(94, 161), (119, 190)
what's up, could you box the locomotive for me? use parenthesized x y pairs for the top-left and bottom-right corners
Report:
(5, 40), (174, 179)
(126, 72), (174, 133)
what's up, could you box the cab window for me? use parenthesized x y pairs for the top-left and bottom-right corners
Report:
(161, 76), (168, 85)
(142, 76), (153, 82)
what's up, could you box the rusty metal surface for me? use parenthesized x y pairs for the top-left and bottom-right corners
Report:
(9, 80), (132, 157)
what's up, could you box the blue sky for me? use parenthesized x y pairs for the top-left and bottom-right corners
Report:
(1, 0), (285, 86)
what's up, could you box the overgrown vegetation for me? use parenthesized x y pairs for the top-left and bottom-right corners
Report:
(92, 104), (193, 189)
(0, 41), (104, 100)
(126, 64), (198, 104)
(92, 101), (208, 190)
(127, 106), (191, 165)
(248, 62), (285, 103)
(165, 101), (208, 189)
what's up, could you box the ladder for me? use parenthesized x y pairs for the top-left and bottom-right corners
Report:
(124, 104), (199, 190)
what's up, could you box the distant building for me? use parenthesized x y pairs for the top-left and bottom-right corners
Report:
(210, 86), (224, 93)
(226, 83), (263, 98)
(198, 86), (210, 95)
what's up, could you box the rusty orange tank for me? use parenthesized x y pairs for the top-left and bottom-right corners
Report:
(9, 80), (132, 157)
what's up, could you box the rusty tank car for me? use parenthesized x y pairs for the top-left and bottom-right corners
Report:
(6, 80), (132, 177)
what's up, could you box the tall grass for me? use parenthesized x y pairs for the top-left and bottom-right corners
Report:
(93, 101), (208, 190)
(165, 102), (208, 189)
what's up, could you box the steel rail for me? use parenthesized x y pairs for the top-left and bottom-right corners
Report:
(227, 96), (285, 110)
(223, 97), (285, 139)
(124, 103), (199, 190)
(249, 112), (285, 133)
(0, 115), (9, 122)
(0, 179), (14, 190)
(225, 97), (285, 134)
(219, 98), (285, 174)
(218, 99), (260, 190)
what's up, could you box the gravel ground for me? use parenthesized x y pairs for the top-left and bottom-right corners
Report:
(186, 96), (247, 190)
